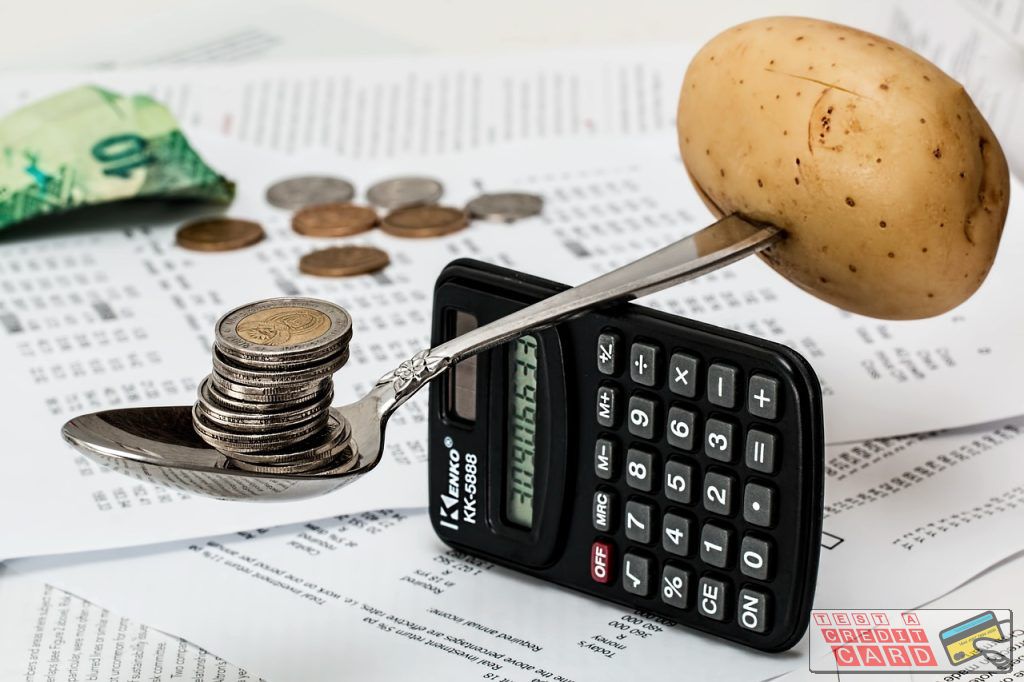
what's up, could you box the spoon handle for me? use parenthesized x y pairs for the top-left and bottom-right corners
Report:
(375, 214), (781, 411)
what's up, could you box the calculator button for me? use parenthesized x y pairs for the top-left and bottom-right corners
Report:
(707, 363), (738, 409)
(666, 406), (696, 451)
(738, 588), (770, 634)
(664, 460), (693, 504)
(630, 342), (659, 386)
(596, 384), (619, 428)
(594, 438), (617, 480)
(740, 535), (772, 580)
(597, 331), (620, 376)
(627, 394), (657, 440)
(745, 430), (777, 474)
(662, 512), (693, 556)
(669, 352), (699, 398)
(698, 577), (730, 621)
(622, 552), (652, 597)
(703, 471), (735, 515)
(743, 483), (776, 527)
(748, 373), (780, 420)
(590, 541), (613, 584)
(625, 500), (654, 544)
(660, 564), (691, 609)
(593, 490), (615, 532)
(704, 418), (735, 462)
(699, 522), (733, 568)
(625, 448), (656, 492)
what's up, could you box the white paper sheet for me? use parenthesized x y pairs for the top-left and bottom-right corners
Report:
(11, 416), (1024, 682)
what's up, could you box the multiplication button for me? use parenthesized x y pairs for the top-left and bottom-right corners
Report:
(668, 352), (699, 398)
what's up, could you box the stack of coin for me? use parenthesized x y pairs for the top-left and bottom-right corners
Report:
(192, 297), (356, 474)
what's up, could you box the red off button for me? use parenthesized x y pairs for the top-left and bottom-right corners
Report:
(590, 541), (613, 584)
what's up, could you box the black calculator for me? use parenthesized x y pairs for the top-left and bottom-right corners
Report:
(427, 259), (824, 652)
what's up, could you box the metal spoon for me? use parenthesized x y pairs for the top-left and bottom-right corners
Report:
(62, 215), (780, 501)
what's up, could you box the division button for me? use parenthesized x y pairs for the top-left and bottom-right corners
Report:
(594, 438), (617, 480)
(597, 331), (620, 376)
(669, 352), (699, 398)
(590, 541), (613, 584)
(593, 490), (615, 532)
(664, 460), (694, 504)
(704, 418), (735, 462)
(666, 406), (696, 451)
(745, 430), (777, 474)
(625, 500), (654, 544)
(630, 342), (659, 386)
(625, 448), (656, 492)
(699, 522), (733, 568)
(740, 535), (772, 581)
(743, 482), (776, 528)
(660, 564), (692, 609)
(707, 363), (738, 409)
(737, 588), (770, 634)
(627, 394), (657, 440)
(698, 576), (730, 621)
(662, 512), (693, 557)
(748, 373), (781, 420)
(596, 384), (619, 428)
(622, 552), (652, 597)
(703, 471), (735, 516)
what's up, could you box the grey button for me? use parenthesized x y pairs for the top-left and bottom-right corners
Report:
(699, 522), (733, 568)
(594, 438), (617, 480)
(707, 363), (738, 409)
(622, 552), (652, 597)
(697, 576), (729, 621)
(664, 460), (693, 504)
(737, 588), (770, 633)
(703, 471), (735, 516)
(596, 384), (619, 428)
(593, 490), (615, 532)
(669, 352), (699, 398)
(748, 373), (780, 420)
(743, 483), (776, 527)
(704, 418), (735, 462)
(630, 342), (659, 386)
(745, 430), (777, 474)
(666, 406), (696, 451)
(740, 535), (772, 581)
(625, 500), (654, 544)
(660, 564), (691, 609)
(597, 331), (620, 376)
(625, 448), (655, 492)
(662, 512), (693, 556)
(627, 394), (657, 440)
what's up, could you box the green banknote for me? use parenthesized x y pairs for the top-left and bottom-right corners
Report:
(0, 85), (234, 231)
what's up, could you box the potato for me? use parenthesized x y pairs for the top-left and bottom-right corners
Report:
(677, 16), (1010, 319)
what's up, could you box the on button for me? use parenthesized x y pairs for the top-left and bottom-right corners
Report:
(590, 541), (613, 584)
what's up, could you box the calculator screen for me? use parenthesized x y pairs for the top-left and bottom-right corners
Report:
(507, 334), (540, 527)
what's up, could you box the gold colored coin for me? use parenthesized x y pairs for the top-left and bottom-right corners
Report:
(299, 245), (391, 277)
(175, 218), (265, 252)
(380, 205), (469, 238)
(291, 203), (379, 237)
(236, 306), (332, 347)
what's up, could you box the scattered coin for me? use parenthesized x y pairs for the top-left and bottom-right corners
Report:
(266, 175), (356, 210)
(466, 192), (544, 223)
(299, 245), (391, 277)
(175, 218), (264, 252)
(380, 205), (469, 238)
(292, 202), (379, 237)
(366, 176), (444, 210)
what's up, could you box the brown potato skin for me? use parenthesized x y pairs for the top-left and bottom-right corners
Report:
(677, 16), (1010, 319)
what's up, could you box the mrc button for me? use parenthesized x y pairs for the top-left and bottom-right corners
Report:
(590, 541), (613, 584)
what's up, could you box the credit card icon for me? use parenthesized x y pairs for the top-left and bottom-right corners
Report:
(939, 611), (1003, 665)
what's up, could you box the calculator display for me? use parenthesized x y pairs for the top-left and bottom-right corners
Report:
(507, 334), (540, 527)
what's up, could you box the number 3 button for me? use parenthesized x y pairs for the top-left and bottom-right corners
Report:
(704, 418), (735, 462)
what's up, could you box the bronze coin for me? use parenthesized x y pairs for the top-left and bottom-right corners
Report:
(299, 245), (390, 277)
(291, 203), (379, 237)
(380, 205), (468, 238)
(236, 306), (333, 348)
(176, 218), (265, 252)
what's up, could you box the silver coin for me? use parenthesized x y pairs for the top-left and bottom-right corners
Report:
(197, 380), (334, 432)
(265, 175), (355, 211)
(301, 443), (360, 475)
(366, 176), (444, 210)
(212, 347), (348, 388)
(210, 372), (330, 403)
(466, 192), (544, 223)
(200, 375), (331, 414)
(193, 404), (328, 453)
(225, 413), (352, 465)
(215, 297), (352, 366)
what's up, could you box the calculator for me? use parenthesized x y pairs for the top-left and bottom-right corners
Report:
(427, 259), (824, 652)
